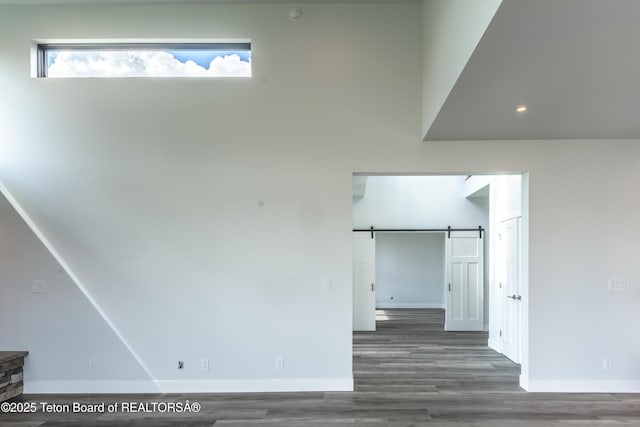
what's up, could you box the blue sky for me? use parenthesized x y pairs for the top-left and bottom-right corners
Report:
(45, 49), (252, 77)
(47, 49), (251, 70)
(168, 50), (251, 68)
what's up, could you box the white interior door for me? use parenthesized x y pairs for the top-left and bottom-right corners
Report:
(353, 232), (376, 331)
(500, 217), (521, 363)
(445, 231), (484, 331)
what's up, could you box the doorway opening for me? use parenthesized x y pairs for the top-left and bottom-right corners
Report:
(352, 173), (529, 386)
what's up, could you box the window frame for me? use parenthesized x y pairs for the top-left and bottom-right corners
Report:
(36, 41), (252, 78)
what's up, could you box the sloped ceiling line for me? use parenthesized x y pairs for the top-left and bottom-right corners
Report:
(425, 0), (640, 141)
(422, 0), (503, 140)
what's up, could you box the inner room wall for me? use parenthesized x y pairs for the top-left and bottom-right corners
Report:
(353, 176), (487, 229)
(353, 175), (489, 315)
(375, 233), (445, 309)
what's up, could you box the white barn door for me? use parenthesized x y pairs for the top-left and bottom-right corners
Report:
(445, 231), (484, 331)
(353, 232), (376, 331)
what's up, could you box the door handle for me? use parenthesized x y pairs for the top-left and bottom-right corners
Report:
(507, 294), (517, 300)
(448, 283), (451, 292)
(371, 283), (375, 292)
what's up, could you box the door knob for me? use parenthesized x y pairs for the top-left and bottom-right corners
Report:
(507, 294), (517, 300)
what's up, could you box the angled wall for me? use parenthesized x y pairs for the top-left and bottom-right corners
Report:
(0, 190), (157, 393)
(422, 0), (502, 139)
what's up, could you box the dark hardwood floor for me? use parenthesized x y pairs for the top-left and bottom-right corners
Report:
(2, 309), (639, 426)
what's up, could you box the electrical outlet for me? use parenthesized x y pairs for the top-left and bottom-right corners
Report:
(89, 358), (97, 371)
(178, 361), (184, 369)
(276, 357), (284, 370)
(201, 358), (209, 371)
(603, 359), (613, 371)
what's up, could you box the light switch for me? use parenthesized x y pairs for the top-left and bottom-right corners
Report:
(608, 278), (631, 291)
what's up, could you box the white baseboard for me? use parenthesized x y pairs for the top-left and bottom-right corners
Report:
(156, 378), (354, 393)
(376, 303), (444, 309)
(525, 379), (640, 393)
(488, 338), (502, 353)
(519, 368), (529, 391)
(24, 381), (162, 394)
(25, 378), (354, 394)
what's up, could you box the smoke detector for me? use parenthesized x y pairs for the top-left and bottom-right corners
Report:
(289, 7), (303, 21)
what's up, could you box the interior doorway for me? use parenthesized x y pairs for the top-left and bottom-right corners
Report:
(351, 173), (528, 385)
(500, 217), (521, 363)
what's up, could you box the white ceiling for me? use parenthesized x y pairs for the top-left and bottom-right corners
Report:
(426, 0), (640, 141)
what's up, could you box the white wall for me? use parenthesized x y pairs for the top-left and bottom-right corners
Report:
(353, 176), (487, 229)
(354, 142), (640, 392)
(422, 0), (502, 138)
(375, 233), (444, 309)
(0, 1), (639, 394)
(0, 2), (422, 393)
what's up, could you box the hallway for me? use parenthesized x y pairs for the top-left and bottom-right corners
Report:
(354, 309), (521, 394)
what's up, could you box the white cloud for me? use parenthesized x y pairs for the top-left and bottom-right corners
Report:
(209, 54), (251, 77)
(47, 51), (251, 78)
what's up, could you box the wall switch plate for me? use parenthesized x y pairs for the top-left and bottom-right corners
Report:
(603, 359), (613, 371)
(89, 358), (97, 371)
(201, 358), (209, 371)
(608, 278), (631, 291)
(276, 357), (284, 370)
(321, 278), (331, 291)
(32, 280), (45, 293)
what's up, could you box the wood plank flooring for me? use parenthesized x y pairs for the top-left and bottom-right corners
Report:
(2, 309), (639, 426)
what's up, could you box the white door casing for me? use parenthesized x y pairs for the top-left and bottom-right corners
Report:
(500, 217), (521, 363)
(353, 232), (376, 331)
(445, 231), (484, 331)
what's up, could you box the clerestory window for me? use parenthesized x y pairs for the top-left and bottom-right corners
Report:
(36, 42), (251, 78)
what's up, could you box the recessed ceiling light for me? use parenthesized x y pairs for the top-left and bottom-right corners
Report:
(516, 104), (528, 113)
